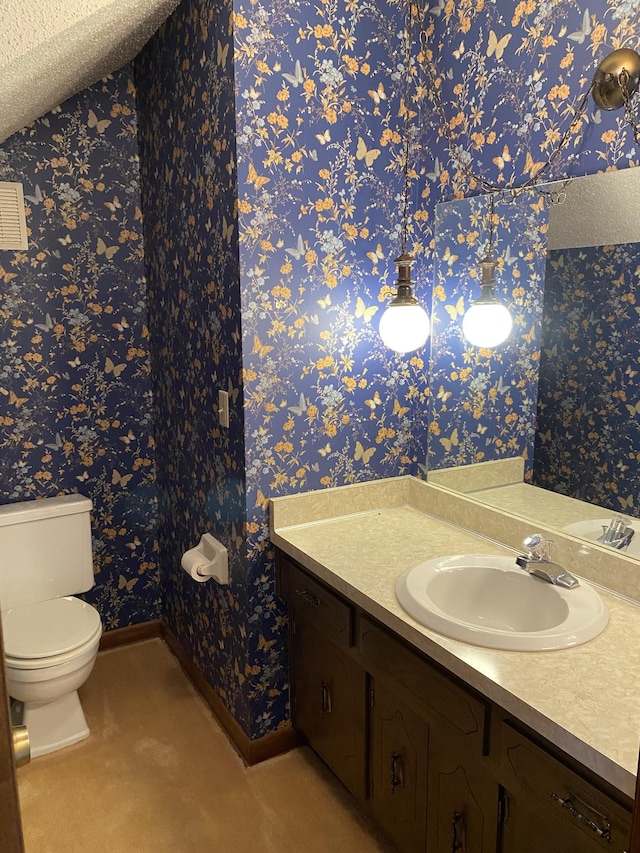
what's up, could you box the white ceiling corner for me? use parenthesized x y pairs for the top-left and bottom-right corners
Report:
(0, 0), (182, 143)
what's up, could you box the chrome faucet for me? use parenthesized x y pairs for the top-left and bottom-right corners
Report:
(516, 534), (580, 589)
(597, 515), (635, 551)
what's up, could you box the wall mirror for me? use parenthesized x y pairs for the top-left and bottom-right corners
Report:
(427, 168), (640, 558)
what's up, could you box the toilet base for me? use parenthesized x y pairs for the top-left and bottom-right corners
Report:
(23, 690), (90, 758)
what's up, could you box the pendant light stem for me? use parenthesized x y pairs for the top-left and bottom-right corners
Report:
(401, 1), (412, 255)
(392, 253), (418, 305)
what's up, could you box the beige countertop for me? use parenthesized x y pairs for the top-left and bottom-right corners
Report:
(270, 476), (640, 800)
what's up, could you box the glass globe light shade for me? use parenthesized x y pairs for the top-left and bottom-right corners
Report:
(462, 299), (513, 348)
(379, 302), (431, 354)
(462, 254), (513, 348)
(378, 253), (430, 354)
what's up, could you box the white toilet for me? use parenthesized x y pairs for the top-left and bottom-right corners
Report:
(0, 494), (103, 757)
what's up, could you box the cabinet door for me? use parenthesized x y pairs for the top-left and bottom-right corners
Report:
(428, 728), (498, 852)
(369, 678), (429, 853)
(292, 616), (366, 800)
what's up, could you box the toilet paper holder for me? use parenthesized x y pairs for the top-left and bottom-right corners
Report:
(181, 533), (229, 585)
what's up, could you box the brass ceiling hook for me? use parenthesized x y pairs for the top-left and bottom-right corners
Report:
(592, 48), (640, 111)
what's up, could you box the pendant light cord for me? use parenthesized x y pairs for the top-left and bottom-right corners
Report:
(487, 193), (495, 256)
(401, 0), (413, 255)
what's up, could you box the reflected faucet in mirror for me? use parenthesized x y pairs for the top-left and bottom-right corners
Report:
(597, 516), (635, 551)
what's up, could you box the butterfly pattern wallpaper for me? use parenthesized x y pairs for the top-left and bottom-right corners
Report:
(135, 0), (432, 740)
(534, 242), (640, 516)
(428, 190), (547, 474)
(135, 0), (255, 733)
(0, 69), (160, 629)
(425, 0), (640, 485)
(1, 0), (639, 742)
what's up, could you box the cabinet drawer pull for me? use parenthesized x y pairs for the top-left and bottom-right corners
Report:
(296, 588), (320, 608)
(390, 751), (404, 794)
(551, 792), (613, 843)
(451, 810), (466, 852)
(321, 681), (332, 714)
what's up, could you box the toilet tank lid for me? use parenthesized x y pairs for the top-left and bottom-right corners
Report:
(0, 494), (92, 527)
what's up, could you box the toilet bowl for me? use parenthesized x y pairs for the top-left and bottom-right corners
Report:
(0, 494), (102, 757)
(4, 596), (102, 757)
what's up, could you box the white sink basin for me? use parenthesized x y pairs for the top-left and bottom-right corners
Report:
(396, 554), (608, 651)
(563, 518), (640, 557)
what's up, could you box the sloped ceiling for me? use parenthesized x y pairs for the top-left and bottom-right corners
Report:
(0, 0), (181, 143)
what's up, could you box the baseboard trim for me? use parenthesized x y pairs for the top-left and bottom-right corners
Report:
(160, 623), (300, 765)
(99, 620), (162, 651)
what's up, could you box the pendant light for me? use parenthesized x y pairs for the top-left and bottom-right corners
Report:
(378, 2), (430, 355)
(379, 252), (430, 354)
(462, 194), (513, 348)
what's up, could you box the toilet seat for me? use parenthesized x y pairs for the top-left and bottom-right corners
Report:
(3, 597), (102, 667)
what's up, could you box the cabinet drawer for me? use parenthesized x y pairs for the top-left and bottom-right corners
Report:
(278, 554), (354, 648)
(358, 615), (487, 754)
(500, 723), (631, 852)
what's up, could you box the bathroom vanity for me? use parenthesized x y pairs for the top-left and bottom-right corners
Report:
(271, 476), (640, 853)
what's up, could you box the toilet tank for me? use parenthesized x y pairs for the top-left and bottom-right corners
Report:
(0, 494), (94, 611)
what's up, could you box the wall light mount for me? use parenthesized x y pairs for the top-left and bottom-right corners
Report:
(593, 48), (640, 111)
(592, 48), (640, 144)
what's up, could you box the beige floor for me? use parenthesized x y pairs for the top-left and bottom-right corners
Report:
(16, 639), (394, 853)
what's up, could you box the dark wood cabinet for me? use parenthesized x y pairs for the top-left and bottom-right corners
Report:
(280, 553), (366, 800)
(369, 678), (429, 853)
(427, 726), (498, 852)
(291, 617), (366, 800)
(359, 613), (492, 852)
(277, 549), (633, 853)
(630, 755), (640, 853)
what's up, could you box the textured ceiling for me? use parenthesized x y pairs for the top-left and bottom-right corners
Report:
(0, 0), (181, 142)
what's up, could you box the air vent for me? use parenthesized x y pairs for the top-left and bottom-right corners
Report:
(0, 182), (28, 250)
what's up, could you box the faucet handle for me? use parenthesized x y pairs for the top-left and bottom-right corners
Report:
(522, 533), (546, 560)
(522, 533), (554, 561)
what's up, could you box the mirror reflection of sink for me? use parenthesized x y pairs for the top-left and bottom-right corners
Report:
(395, 554), (608, 651)
(562, 519), (640, 557)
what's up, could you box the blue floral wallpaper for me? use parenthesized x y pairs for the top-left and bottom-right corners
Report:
(0, 69), (161, 629)
(135, 0), (431, 740)
(534, 242), (640, 516)
(425, 1), (640, 487)
(424, 1), (640, 196)
(428, 190), (547, 473)
(135, 0), (253, 732)
(235, 0), (433, 738)
(2, 0), (640, 742)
